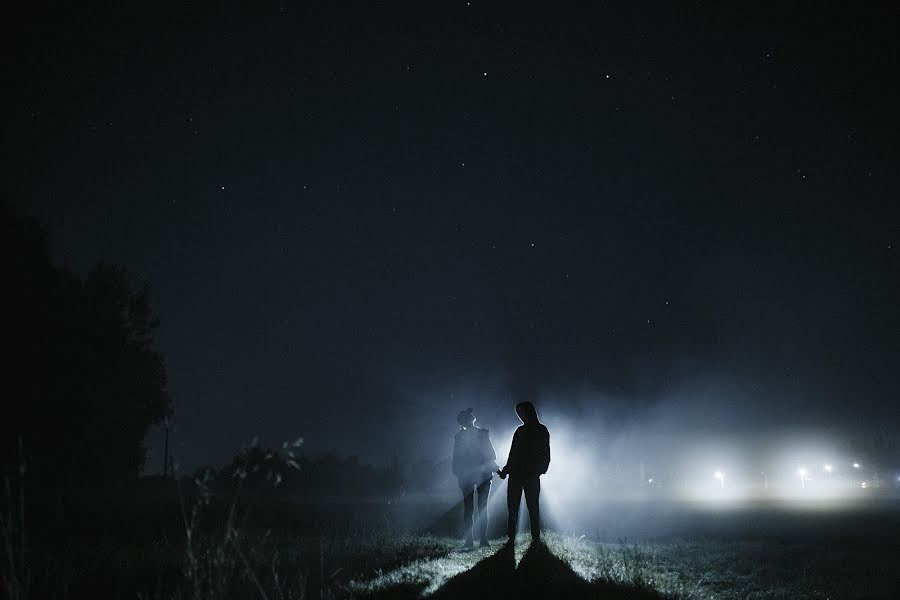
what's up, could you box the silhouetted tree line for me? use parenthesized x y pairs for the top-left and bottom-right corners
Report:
(191, 449), (401, 498)
(1, 203), (171, 489)
(189, 445), (457, 499)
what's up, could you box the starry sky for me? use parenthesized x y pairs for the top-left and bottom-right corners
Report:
(6, 2), (899, 470)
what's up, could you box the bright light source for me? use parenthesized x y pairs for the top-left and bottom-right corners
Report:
(713, 470), (725, 488)
(852, 462), (860, 469)
(860, 481), (868, 489)
(823, 464), (833, 473)
(797, 467), (809, 489)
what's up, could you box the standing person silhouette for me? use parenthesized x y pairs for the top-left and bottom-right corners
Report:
(497, 402), (550, 543)
(452, 408), (499, 549)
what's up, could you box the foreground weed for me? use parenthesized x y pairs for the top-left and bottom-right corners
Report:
(0, 438), (30, 600)
(165, 437), (306, 600)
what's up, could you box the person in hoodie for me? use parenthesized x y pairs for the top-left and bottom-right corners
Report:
(497, 402), (550, 542)
(452, 408), (499, 549)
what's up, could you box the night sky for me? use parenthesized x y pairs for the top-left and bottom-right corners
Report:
(7, 2), (899, 471)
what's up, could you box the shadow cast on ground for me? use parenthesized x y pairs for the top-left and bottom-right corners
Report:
(360, 540), (668, 600)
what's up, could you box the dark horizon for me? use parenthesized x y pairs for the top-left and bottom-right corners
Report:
(6, 2), (899, 473)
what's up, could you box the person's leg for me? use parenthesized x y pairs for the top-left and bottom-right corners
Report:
(461, 484), (475, 545)
(506, 476), (523, 541)
(475, 479), (491, 545)
(523, 476), (541, 540)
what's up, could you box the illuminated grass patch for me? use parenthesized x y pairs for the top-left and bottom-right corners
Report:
(342, 530), (898, 599)
(348, 537), (531, 596)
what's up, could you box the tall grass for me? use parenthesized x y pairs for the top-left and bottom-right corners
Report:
(3, 435), (315, 600)
(162, 438), (308, 600)
(0, 438), (29, 600)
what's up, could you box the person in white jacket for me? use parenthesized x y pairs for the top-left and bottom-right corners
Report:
(452, 408), (499, 548)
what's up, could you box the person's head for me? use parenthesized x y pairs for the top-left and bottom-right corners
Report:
(515, 401), (539, 425)
(456, 408), (476, 430)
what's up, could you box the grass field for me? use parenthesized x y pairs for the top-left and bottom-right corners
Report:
(345, 530), (898, 599)
(4, 480), (898, 599)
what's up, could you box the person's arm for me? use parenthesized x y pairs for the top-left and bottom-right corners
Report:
(500, 428), (521, 477)
(452, 434), (462, 478)
(539, 427), (550, 475)
(484, 430), (499, 473)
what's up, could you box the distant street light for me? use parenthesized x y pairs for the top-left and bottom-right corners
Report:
(714, 470), (725, 489)
(823, 464), (833, 473)
(852, 462), (860, 469)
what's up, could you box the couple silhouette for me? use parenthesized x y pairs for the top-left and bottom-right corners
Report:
(451, 403), (550, 549)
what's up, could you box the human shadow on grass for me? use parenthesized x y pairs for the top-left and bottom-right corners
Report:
(439, 541), (667, 600)
(363, 540), (668, 600)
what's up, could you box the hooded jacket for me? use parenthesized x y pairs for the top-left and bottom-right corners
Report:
(502, 402), (550, 478)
